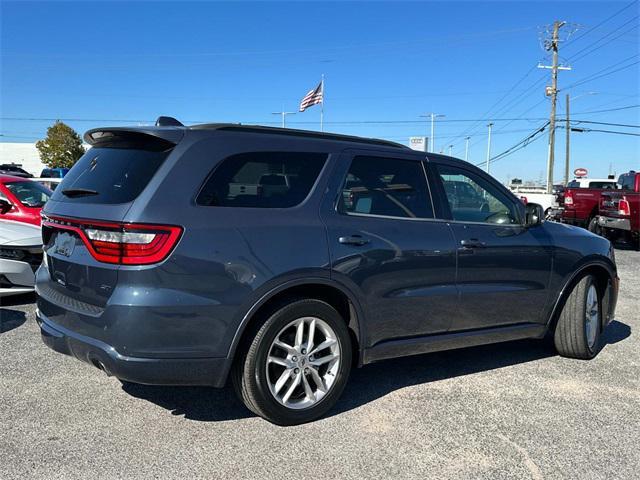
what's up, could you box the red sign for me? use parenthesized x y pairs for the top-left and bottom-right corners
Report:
(574, 168), (588, 177)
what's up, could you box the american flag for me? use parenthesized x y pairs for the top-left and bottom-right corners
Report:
(299, 80), (323, 112)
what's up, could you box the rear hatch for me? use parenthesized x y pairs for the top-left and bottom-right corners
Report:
(41, 128), (183, 307)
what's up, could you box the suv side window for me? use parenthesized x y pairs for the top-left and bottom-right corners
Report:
(338, 156), (433, 219)
(197, 152), (327, 208)
(435, 164), (519, 224)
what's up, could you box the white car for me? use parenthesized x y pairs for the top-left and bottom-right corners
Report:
(0, 220), (42, 297)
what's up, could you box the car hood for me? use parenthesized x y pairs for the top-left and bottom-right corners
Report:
(0, 220), (42, 246)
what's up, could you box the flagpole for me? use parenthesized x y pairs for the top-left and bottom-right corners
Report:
(320, 74), (324, 132)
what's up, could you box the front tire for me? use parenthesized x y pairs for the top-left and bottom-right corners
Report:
(554, 275), (602, 359)
(232, 299), (352, 425)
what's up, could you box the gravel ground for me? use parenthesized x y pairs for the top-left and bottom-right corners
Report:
(1, 248), (638, 479)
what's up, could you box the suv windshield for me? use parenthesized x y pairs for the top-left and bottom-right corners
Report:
(51, 147), (171, 204)
(5, 180), (52, 207)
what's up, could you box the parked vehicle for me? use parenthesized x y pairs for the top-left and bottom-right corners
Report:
(37, 118), (619, 425)
(562, 177), (618, 232)
(0, 175), (53, 226)
(0, 220), (42, 297)
(0, 163), (33, 178)
(508, 184), (560, 219)
(33, 177), (63, 192)
(39, 167), (70, 179)
(598, 171), (640, 250)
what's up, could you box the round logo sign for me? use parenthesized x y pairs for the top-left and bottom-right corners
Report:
(574, 168), (588, 177)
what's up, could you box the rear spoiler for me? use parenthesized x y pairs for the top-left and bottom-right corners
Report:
(84, 127), (184, 150)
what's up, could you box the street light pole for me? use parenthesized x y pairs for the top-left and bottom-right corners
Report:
(565, 94), (570, 185)
(271, 108), (296, 128)
(448, 145), (453, 156)
(464, 136), (470, 162)
(419, 113), (445, 153)
(564, 92), (596, 185)
(485, 123), (494, 174)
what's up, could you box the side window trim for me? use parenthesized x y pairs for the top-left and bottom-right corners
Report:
(423, 161), (452, 220)
(336, 154), (435, 220)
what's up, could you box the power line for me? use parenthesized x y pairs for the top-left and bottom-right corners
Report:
(566, 16), (639, 62)
(0, 116), (553, 124)
(563, 55), (640, 90)
(570, 104), (640, 115)
(563, 0), (638, 49)
(559, 126), (640, 136)
(475, 123), (549, 167)
(568, 120), (640, 128)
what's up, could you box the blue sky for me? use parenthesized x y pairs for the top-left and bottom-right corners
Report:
(1, 0), (638, 183)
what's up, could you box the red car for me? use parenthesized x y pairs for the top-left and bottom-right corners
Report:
(0, 174), (52, 226)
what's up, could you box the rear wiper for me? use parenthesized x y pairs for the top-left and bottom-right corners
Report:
(61, 188), (99, 197)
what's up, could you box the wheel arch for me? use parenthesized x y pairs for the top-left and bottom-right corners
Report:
(546, 259), (616, 333)
(220, 277), (366, 386)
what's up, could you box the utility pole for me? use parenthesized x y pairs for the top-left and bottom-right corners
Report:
(419, 113), (445, 153)
(565, 93), (570, 185)
(485, 123), (494, 174)
(539, 20), (569, 193)
(271, 108), (296, 128)
(448, 145), (453, 156)
(464, 136), (470, 162)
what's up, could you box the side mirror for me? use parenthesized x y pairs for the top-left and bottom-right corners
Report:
(0, 198), (13, 214)
(525, 202), (543, 226)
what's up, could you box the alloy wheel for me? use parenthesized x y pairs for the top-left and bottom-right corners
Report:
(266, 316), (341, 410)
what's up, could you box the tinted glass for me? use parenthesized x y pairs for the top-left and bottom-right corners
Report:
(436, 164), (519, 224)
(339, 156), (433, 219)
(51, 147), (170, 204)
(588, 181), (617, 189)
(618, 174), (635, 191)
(5, 181), (51, 207)
(197, 152), (327, 208)
(567, 180), (580, 188)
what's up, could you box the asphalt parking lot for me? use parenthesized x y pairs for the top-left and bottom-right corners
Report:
(1, 248), (638, 479)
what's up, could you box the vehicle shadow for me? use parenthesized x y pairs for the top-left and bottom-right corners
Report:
(0, 292), (37, 307)
(121, 320), (631, 423)
(0, 309), (27, 334)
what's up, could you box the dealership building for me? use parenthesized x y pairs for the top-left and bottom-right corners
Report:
(0, 142), (89, 177)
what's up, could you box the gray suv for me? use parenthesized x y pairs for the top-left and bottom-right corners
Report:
(37, 118), (619, 425)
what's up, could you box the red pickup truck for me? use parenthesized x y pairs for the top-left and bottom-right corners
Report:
(562, 177), (618, 232)
(598, 171), (640, 250)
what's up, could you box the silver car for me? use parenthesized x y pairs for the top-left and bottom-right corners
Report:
(0, 220), (42, 297)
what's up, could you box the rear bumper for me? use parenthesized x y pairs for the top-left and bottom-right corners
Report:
(597, 215), (631, 231)
(37, 309), (229, 387)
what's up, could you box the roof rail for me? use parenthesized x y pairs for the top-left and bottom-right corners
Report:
(190, 123), (409, 150)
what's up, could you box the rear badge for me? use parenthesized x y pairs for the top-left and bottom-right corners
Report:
(53, 232), (75, 258)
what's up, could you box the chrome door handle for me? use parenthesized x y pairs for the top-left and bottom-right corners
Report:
(460, 239), (486, 249)
(338, 235), (370, 246)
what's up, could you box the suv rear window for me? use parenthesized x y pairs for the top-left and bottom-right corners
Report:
(196, 152), (327, 208)
(51, 147), (171, 204)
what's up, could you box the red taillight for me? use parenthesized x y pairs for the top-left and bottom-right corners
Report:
(619, 198), (631, 216)
(564, 192), (574, 205)
(520, 196), (528, 205)
(43, 216), (182, 265)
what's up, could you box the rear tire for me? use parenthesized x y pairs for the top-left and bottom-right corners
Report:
(554, 275), (602, 360)
(587, 217), (601, 235)
(232, 298), (352, 425)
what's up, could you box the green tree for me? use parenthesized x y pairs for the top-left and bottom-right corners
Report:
(36, 121), (85, 169)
